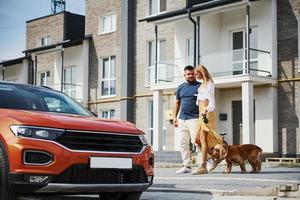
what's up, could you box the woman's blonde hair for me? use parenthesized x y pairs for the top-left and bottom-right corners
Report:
(194, 64), (214, 86)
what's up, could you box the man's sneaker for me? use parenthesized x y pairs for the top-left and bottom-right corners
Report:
(176, 166), (192, 174)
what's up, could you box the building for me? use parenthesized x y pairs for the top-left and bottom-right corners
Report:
(1, 0), (299, 158)
(138, 0), (279, 156)
(0, 11), (90, 106)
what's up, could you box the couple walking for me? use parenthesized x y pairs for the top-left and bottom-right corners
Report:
(174, 65), (222, 175)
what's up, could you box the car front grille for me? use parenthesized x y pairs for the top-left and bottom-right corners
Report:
(51, 164), (148, 184)
(55, 130), (144, 153)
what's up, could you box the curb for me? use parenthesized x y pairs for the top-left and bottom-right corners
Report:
(148, 186), (277, 196)
(149, 184), (300, 197)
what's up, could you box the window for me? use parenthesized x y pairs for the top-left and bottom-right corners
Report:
(147, 100), (167, 149)
(100, 56), (116, 96)
(39, 71), (50, 86)
(147, 100), (154, 145)
(100, 109), (115, 119)
(98, 15), (116, 34)
(39, 36), (51, 46)
(186, 38), (194, 66)
(148, 0), (166, 16)
(147, 40), (167, 84)
(231, 27), (257, 75)
(63, 66), (76, 99)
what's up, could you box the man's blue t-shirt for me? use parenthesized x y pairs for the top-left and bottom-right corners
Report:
(176, 81), (200, 120)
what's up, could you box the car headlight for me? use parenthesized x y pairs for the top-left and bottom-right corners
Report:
(10, 125), (64, 140)
(139, 134), (149, 145)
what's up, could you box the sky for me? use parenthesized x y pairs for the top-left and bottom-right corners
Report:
(0, 0), (85, 61)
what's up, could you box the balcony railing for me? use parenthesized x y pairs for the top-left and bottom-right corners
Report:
(148, 48), (272, 85)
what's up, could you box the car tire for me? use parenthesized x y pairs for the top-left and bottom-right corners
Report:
(99, 192), (142, 200)
(0, 147), (17, 200)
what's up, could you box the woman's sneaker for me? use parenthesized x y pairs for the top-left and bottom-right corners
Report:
(176, 166), (192, 174)
(191, 163), (208, 175)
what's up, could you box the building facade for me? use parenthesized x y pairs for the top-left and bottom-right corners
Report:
(1, 0), (299, 157)
(277, 0), (300, 157)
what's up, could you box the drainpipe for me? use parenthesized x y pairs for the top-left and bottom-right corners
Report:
(197, 16), (200, 65)
(34, 55), (37, 85)
(245, 3), (250, 74)
(188, 9), (197, 67)
(155, 25), (158, 84)
(1, 66), (4, 81)
(61, 50), (64, 92)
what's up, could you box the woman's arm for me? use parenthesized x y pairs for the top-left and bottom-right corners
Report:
(205, 81), (215, 112)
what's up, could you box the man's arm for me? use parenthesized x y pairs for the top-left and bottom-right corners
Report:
(173, 99), (180, 127)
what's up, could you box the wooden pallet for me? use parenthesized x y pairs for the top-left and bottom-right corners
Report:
(266, 157), (300, 164)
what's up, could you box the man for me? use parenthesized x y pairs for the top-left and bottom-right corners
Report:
(174, 65), (200, 174)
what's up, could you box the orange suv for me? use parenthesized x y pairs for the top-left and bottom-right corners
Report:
(0, 82), (154, 200)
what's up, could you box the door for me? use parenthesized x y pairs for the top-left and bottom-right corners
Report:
(232, 100), (242, 144)
(231, 27), (258, 75)
(232, 99), (256, 144)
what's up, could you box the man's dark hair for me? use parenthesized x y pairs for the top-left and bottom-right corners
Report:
(184, 65), (194, 71)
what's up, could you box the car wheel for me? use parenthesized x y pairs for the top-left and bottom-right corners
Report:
(99, 192), (142, 200)
(0, 147), (17, 200)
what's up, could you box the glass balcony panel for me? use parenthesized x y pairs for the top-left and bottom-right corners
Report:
(149, 49), (271, 86)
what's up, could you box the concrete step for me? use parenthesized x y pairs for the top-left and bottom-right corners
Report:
(154, 151), (182, 163)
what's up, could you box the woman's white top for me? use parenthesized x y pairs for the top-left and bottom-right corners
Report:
(197, 80), (215, 112)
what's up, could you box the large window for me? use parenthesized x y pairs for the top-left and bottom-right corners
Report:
(148, 0), (166, 16)
(186, 38), (194, 66)
(147, 40), (166, 84)
(98, 15), (116, 34)
(231, 27), (257, 75)
(147, 100), (167, 149)
(100, 56), (116, 96)
(63, 66), (76, 99)
(39, 36), (51, 47)
(100, 109), (115, 119)
(147, 100), (154, 145)
(39, 71), (50, 86)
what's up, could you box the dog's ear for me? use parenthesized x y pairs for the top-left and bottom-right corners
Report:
(218, 145), (228, 160)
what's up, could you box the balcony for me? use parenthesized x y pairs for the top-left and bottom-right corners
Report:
(149, 48), (274, 90)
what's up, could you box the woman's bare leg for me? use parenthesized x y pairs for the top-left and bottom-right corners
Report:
(200, 129), (208, 165)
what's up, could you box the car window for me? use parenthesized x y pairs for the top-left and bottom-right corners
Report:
(0, 84), (91, 116)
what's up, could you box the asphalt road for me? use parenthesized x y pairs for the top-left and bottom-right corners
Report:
(18, 163), (300, 200)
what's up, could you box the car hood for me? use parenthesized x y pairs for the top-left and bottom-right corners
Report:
(1, 109), (141, 134)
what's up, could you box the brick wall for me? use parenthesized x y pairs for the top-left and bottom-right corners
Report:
(85, 0), (122, 118)
(26, 13), (64, 50)
(135, 0), (183, 149)
(277, 0), (300, 156)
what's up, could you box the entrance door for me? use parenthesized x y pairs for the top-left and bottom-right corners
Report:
(232, 100), (256, 144)
(232, 100), (242, 144)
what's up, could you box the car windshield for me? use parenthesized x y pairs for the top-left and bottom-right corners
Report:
(0, 83), (92, 116)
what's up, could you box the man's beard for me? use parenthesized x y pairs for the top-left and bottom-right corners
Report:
(186, 79), (195, 84)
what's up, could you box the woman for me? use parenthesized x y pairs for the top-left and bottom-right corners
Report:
(192, 64), (220, 174)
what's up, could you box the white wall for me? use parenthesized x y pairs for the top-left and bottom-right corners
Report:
(173, 0), (274, 77)
(64, 44), (85, 102)
(52, 44), (87, 104)
(219, 0), (273, 75)
(174, 19), (193, 81)
(2, 62), (28, 84)
(216, 86), (276, 153)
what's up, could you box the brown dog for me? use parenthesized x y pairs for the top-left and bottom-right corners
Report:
(211, 143), (262, 174)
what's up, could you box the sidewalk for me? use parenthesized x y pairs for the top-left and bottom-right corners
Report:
(149, 162), (300, 198)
